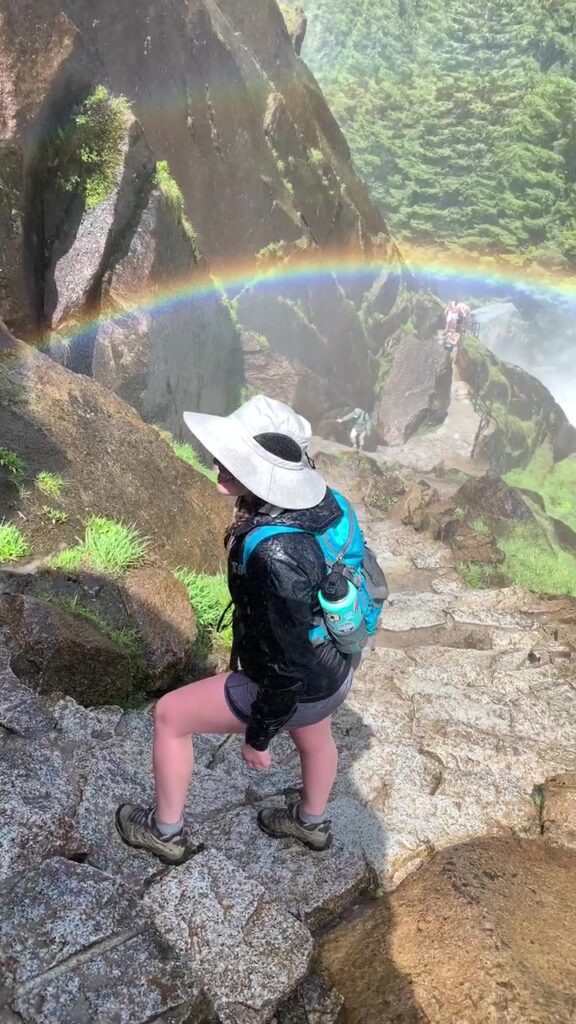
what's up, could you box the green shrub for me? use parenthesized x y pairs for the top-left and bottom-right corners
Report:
(0, 523), (31, 563)
(36, 471), (64, 499)
(0, 445), (26, 479)
(48, 86), (132, 210)
(83, 517), (149, 575)
(174, 569), (232, 647)
(155, 160), (196, 243)
(499, 525), (576, 598)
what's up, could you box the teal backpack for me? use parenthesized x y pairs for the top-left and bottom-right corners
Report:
(241, 489), (389, 653)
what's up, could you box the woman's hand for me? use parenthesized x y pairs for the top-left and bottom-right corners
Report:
(242, 742), (272, 770)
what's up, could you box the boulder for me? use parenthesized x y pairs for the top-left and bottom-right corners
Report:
(0, 636), (54, 737)
(0, 858), (209, 1023)
(0, 325), (229, 569)
(44, 117), (156, 332)
(145, 849), (313, 1023)
(0, 737), (82, 880)
(452, 472), (534, 523)
(319, 838), (576, 1024)
(0, 592), (133, 704)
(377, 335), (452, 445)
(122, 567), (197, 688)
(391, 481), (440, 531)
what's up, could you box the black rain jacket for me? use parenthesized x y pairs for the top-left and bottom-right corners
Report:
(227, 488), (352, 750)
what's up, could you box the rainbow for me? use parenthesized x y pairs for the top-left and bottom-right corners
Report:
(46, 242), (576, 350)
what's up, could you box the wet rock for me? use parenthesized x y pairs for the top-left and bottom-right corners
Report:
(0, 592), (133, 705)
(320, 838), (576, 1024)
(145, 849), (313, 1024)
(123, 567), (197, 688)
(377, 335), (452, 445)
(201, 799), (373, 928)
(382, 592), (448, 631)
(542, 772), (576, 849)
(0, 738), (81, 880)
(453, 472), (533, 522)
(0, 325), (229, 569)
(392, 481), (440, 530)
(0, 639), (54, 737)
(0, 858), (207, 1024)
(44, 118), (156, 332)
(273, 973), (343, 1024)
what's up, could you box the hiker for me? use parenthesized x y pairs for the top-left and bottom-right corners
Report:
(444, 300), (470, 334)
(444, 300), (460, 332)
(115, 395), (387, 864)
(442, 329), (460, 362)
(337, 407), (372, 452)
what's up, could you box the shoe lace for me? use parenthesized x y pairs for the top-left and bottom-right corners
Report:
(129, 805), (154, 828)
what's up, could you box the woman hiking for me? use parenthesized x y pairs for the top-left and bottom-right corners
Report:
(116, 395), (359, 865)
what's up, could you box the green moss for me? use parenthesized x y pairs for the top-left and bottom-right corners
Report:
(487, 363), (511, 400)
(505, 445), (576, 532)
(48, 86), (132, 210)
(0, 522), (31, 563)
(279, 2), (301, 33)
(457, 562), (493, 589)
(47, 594), (148, 687)
(256, 241), (288, 264)
(499, 524), (576, 597)
(470, 518), (489, 535)
(376, 352), (393, 390)
(154, 160), (197, 244)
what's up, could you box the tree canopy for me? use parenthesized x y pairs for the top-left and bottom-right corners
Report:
(303, 0), (576, 262)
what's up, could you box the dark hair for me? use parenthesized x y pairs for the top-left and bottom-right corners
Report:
(254, 432), (302, 463)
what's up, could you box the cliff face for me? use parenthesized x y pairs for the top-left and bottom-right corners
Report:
(0, 0), (409, 431)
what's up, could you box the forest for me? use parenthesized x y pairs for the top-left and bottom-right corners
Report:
(303, 0), (576, 264)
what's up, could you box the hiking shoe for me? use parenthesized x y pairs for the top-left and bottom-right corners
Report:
(257, 804), (332, 851)
(115, 803), (190, 865)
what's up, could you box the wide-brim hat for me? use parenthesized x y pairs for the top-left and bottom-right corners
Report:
(183, 396), (326, 510)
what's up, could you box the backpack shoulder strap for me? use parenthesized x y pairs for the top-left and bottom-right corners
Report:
(241, 524), (305, 569)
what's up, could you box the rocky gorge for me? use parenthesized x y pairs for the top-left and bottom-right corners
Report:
(2, 0), (576, 1021)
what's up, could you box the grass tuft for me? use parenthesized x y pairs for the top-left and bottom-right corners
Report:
(84, 517), (149, 575)
(46, 546), (84, 571)
(0, 522), (31, 563)
(174, 568), (232, 647)
(36, 471), (65, 499)
(41, 506), (69, 525)
(156, 428), (217, 482)
(0, 445), (27, 480)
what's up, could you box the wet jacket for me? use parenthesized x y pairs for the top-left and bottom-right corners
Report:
(227, 488), (352, 750)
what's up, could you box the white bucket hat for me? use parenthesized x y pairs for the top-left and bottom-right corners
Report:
(183, 394), (326, 510)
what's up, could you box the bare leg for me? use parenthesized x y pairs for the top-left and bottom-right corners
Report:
(289, 715), (338, 817)
(153, 672), (244, 823)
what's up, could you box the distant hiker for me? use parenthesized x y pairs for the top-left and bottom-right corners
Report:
(444, 300), (460, 332)
(442, 329), (460, 362)
(337, 407), (372, 452)
(444, 300), (470, 334)
(116, 394), (388, 864)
